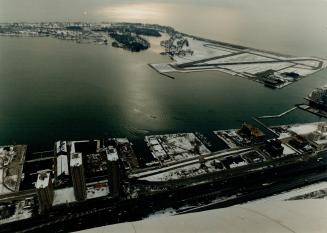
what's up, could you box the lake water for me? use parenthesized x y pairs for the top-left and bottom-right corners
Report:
(0, 0), (326, 151)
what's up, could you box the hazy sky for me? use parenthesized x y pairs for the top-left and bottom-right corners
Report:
(1, 0), (327, 56)
(1, 0), (326, 23)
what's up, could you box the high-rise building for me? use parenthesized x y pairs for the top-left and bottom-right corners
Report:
(35, 172), (54, 213)
(106, 146), (121, 198)
(70, 152), (87, 201)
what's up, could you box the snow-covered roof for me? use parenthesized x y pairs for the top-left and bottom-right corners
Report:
(35, 172), (50, 189)
(106, 147), (119, 161)
(56, 141), (67, 154)
(56, 154), (69, 176)
(70, 153), (83, 167)
(230, 161), (247, 169)
(116, 138), (129, 144)
(288, 124), (318, 136)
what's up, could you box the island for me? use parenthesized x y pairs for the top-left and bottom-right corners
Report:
(1, 22), (326, 87)
(0, 22), (171, 52)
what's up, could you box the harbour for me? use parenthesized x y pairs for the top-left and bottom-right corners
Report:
(1, 1), (327, 231)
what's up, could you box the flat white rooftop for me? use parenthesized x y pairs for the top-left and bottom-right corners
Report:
(57, 154), (69, 176)
(70, 152), (83, 167)
(106, 147), (119, 161)
(35, 172), (50, 189)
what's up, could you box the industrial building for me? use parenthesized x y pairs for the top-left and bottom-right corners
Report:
(106, 146), (121, 198)
(70, 152), (87, 201)
(35, 172), (54, 213)
(307, 85), (327, 111)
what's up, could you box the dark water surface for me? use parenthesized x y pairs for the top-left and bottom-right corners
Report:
(1, 0), (327, 152)
(0, 36), (325, 152)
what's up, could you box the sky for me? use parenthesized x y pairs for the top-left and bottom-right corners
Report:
(1, 0), (327, 23)
(1, 0), (327, 56)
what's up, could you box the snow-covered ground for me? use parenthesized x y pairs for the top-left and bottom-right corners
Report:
(145, 133), (210, 162)
(53, 181), (109, 206)
(219, 62), (293, 75)
(203, 53), (275, 65)
(150, 34), (327, 88)
(277, 65), (318, 76)
(172, 37), (234, 64)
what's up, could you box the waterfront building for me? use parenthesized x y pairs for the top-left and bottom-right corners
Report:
(55, 141), (70, 185)
(70, 153), (87, 201)
(106, 147), (121, 198)
(56, 154), (69, 177)
(238, 123), (265, 142)
(35, 172), (54, 213)
(307, 86), (327, 111)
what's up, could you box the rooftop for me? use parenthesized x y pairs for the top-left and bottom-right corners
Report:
(106, 147), (119, 162)
(56, 154), (69, 177)
(35, 172), (50, 189)
(70, 153), (83, 167)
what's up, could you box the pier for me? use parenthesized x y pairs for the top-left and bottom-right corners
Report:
(257, 107), (297, 119)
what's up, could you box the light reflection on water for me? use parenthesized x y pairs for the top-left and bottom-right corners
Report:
(0, 0), (327, 149)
